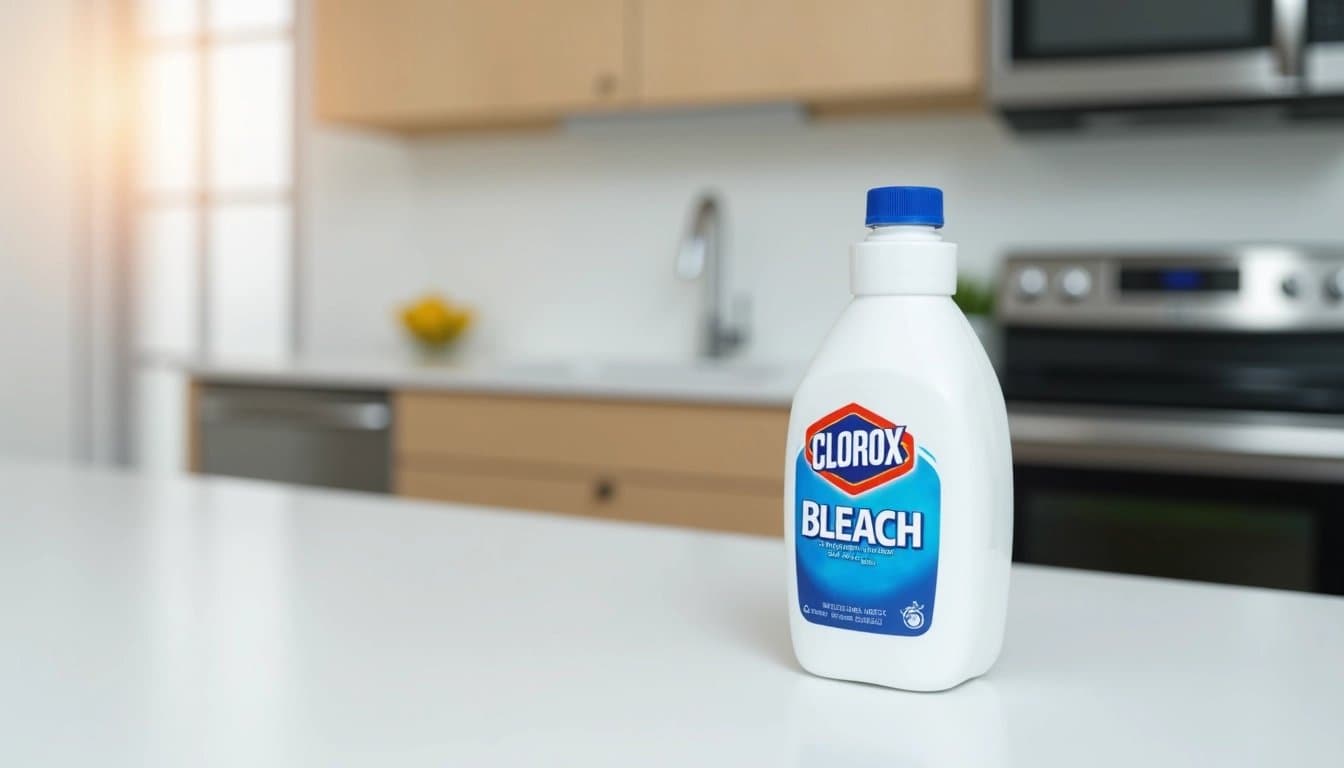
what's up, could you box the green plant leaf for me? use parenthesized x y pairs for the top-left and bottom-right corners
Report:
(953, 275), (995, 317)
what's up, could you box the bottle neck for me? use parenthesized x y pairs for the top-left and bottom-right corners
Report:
(850, 225), (957, 297)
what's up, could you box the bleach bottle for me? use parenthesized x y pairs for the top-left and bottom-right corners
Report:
(785, 186), (1012, 691)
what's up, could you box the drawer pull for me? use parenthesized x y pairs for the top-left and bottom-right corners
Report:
(593, 478), (616, 503)
(593, 72), (618, 97)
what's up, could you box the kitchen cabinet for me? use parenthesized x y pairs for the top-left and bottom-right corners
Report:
(314, 0), (981, 131)
(315, 0), (630, 129)
(394, 392), (787, 536)
(638, 0), (981, 108)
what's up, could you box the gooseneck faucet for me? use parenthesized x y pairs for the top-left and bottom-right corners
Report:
(676, 193), (748, 359)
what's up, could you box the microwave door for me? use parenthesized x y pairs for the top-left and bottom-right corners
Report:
(992, 0), (1303, 108)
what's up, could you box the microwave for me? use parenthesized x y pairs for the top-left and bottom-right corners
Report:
(990, 0), (1344, 129)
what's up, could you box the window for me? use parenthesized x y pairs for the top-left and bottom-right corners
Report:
(135, 0), (296, 469)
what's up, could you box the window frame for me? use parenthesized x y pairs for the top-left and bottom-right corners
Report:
(133, 0), (300, 362)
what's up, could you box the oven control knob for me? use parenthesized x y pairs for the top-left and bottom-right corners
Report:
(1059, 267), (1093, 301)
(1326, 269), (1344, 302)
(1016, 267), (1048, 300)
(1281, 274), (1302, 298)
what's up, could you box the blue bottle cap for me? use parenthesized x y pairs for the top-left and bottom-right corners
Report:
(865, 186), (944, 228)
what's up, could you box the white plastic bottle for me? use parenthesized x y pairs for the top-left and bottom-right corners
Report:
(785, 186), (1013, 692)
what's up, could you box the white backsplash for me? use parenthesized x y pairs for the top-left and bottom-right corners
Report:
(303, 108), (1344, 365)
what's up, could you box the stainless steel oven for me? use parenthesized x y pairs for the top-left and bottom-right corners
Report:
(991, 0), (1344, 128)
(999, 244), (1344, 593)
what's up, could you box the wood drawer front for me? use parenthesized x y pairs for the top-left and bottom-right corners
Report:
(397, 464), (782, 537)
(395, 392), (787, 483)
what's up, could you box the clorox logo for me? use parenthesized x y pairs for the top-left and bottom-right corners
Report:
(804, 403), (916, 495)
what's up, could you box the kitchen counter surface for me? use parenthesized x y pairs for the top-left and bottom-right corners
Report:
(4, 461), (1342, 767)
(186, 357), (803, 406)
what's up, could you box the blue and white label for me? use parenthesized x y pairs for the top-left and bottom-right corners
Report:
(795, 403), (941, 636)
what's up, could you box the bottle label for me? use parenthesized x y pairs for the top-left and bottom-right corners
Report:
(794, 403), (941, 636)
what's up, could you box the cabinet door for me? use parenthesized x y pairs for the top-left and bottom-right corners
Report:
(398, 463), (783, 537)
(316, 0), (629, 128)
(395, 392), (786, 483)
(638, 0), (980, 107)
(392, 392), (789, 536)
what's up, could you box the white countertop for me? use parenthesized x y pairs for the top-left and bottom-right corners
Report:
(4, 462), (1342, 767)
(186, 357), (803, 406)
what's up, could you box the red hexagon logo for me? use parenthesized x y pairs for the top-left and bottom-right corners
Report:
(804, 403), (916, 495)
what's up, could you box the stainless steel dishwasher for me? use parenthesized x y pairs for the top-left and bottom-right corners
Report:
(197, 384), (392, 492)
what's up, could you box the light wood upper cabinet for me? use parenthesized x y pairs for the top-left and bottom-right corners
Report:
(637, 0), (981, 107)
(314, 0), (982, 130)
(315, 0), (630, 129)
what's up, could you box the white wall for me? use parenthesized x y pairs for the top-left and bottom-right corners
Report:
(0, 1), (79, 460)
(304, 107), (1344, 365)
(303, 129), (418, 358)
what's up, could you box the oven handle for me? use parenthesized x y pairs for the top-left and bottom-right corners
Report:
(1273, 0), (1308, 80)
(1009, 408), (1344, 482)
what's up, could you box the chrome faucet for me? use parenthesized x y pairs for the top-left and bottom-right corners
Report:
(676, 193), (748, 359)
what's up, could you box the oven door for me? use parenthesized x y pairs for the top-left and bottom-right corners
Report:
(1010, 406), (1344, 593)
(991, 0), (1301, 108)
(1309, 1), (1344, 94)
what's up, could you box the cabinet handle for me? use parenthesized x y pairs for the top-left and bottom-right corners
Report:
(593, 72), (618, 97)
(593, 478), (616, 503)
